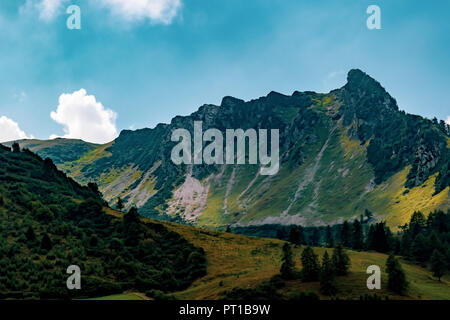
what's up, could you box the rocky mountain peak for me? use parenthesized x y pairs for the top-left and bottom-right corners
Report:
(221, 96), (245, 107)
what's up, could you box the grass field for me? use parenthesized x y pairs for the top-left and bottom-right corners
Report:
(97, 211), (450, 300)
(162, 221), (450, 300)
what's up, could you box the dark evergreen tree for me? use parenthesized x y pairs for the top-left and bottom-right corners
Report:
(332, 243), (350, 276)
(364, 209), (374, 223)
(446, 246), (450, 272)
(371, 222), (390, 253)
(409, 211), (426, 238)
(280, 243), (295, 280)
(319, 251), (337, 296)
(276, 228), (288, 240)
(341, 221), (351, 247)
(301, 246), (320, 282)
(310, 228), (320, 246)
(325, 225), (334, 248)
(12, 142), (20, 153)
(352, 219), (363, 250)
(366, 224), (375, 250)
(87, 182), (102, 198)
(40, 233), (52, 252)
(430, 249), (446, 281)
(117, 197), (124, 211)
(386, 254), (408, 295)
(400, 232), (413, 258)
(411, 234), (429, 265)
(25, 226), (36, 242)
(427, 231), (442, 254)
(298, 226), (306, 245)
(289, 226), (300, 246)
(124, 206), (140, 224)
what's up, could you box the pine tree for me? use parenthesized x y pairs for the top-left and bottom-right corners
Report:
(366, 224), (375, 250)
(332, 243), (350, 276)
(40, 233), (53, 252)
(280, 243), (295, 280)
(411, 234), (429, 265)
(352, 219), (363, 250)
(446, 246), (450, 272)
(124, 206), (140, 224)
(320, 251), (337, 296)
(310, 229), (320, 246)
(289, 226), (300, 246)
(364, 209), (374, 223)
(276, 228), (288, 240)
(430, 249), (446, 281)
(427, 231), (442, 254)
(372, 222), (390, 253)
(341, 221), (351, 247)
(386, 254), (408, 295)
(117, 197), (124, 211)
(325, 225), (334, 248)
(25, 226), (36, 242)
(400, 232), (413, 258)
(298, 226), (306, 245)
(409, 211), (426, 237)
(301, 246), (320, 282)
(12, 142), (20, 153)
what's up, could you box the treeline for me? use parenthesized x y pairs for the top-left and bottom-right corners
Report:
(231, 209), (377, 247)
(231, 209), (450, 280)
(0, 144), (207, 299)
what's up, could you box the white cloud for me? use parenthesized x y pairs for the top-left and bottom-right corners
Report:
(0, 116), (34, 143)
(100, 0), (182, 24)
(20, 0), (68, 21)
(446, 116), (450, 125)
(50, 89), (118, 144)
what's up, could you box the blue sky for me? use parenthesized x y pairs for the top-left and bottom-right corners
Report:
(0, 0), (449, 143)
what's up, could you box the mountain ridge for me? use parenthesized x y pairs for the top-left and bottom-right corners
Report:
(11, 69), (450, 229)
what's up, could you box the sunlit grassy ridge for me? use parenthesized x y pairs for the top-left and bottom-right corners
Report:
(366, 168), (449, 229)
(157, 220), (450, 300)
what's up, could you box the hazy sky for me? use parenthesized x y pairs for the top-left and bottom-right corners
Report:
(0, 0), (449, 143)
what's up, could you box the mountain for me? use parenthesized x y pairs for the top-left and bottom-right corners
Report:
(3, 138), (99, 164)
(15, 69), (450, 229)
(0, 144), (206, 299)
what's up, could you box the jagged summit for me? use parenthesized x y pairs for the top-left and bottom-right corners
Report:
(343, 69), (398, 109)
(221, 96), (245, 107)
(12, 70), (449, 228)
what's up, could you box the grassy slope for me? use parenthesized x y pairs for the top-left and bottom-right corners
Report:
(159, 220), (450, 300)
(96, 210), (450, 300)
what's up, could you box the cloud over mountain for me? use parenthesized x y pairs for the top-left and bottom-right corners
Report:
(0, 116), (33, 143)
(50, 89), (118, 144)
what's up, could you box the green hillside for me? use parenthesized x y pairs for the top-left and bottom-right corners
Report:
(0, 144), (206, 299)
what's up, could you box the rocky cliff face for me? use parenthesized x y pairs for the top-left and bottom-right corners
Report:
(16, 70), (450, 228)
